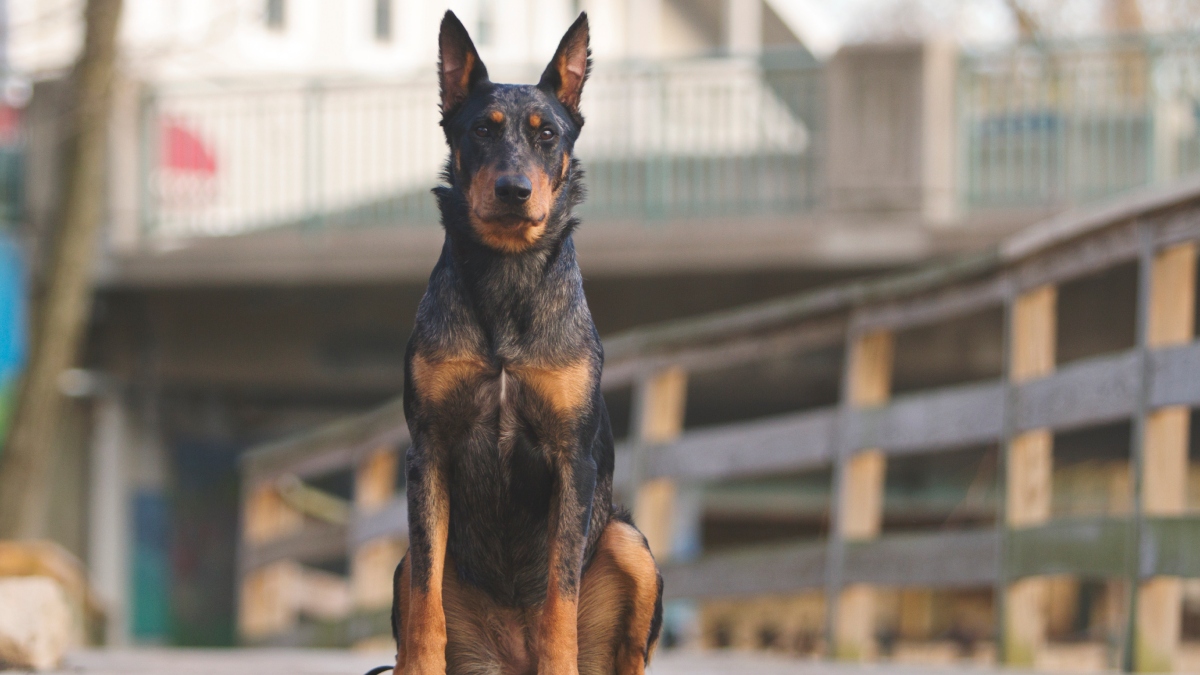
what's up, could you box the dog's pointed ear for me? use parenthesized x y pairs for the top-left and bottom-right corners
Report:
(538, 13), (590, 123)
(439, 11), (489, 119)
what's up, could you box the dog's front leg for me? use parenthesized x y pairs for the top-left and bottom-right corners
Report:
(401, 442), (450, 675)
(539, 448), (598, 675)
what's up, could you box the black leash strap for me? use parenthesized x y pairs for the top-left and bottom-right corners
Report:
(364, 666), (394, 675)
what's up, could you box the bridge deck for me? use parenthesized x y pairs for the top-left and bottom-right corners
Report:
(52, 649), (1058, 675)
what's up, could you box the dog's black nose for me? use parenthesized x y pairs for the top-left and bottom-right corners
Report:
(495, 175), (533, 204)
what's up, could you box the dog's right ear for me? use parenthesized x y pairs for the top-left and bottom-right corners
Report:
(438, 11), (489, 119)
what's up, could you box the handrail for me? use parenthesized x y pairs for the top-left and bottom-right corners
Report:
(240, 396), (406, 484)
(606, 175), (1200, 369)
(242, 177), (1200, 482)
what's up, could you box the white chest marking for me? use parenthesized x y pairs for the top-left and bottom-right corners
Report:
(499, 369), (508, 405)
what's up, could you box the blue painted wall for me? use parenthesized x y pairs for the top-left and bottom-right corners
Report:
(0, 233), (25, 446)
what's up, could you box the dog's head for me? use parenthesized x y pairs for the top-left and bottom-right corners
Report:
(437, 11), (590, 255)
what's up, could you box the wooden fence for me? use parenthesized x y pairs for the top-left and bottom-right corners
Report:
(236, 177), (1200, 671)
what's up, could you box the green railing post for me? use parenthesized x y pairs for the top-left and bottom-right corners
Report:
(138, 86), (159, 245)
(304, 80), (325, 233)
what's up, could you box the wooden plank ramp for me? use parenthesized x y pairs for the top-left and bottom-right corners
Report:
(52, 649), (1063, 675)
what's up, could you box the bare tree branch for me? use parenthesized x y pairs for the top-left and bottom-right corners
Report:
(0, 0), (123, 538)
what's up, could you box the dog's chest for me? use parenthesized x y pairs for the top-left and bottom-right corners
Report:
(481, 359), (591, 440)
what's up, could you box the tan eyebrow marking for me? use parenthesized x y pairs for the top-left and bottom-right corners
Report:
(529, 113), (542, 128)
(489, 110), (504, 123)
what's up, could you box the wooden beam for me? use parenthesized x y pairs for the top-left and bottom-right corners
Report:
(1010, 285), (1056, 383)
(1007, 430), (1053, 528)
(602, 317), (845, 391)
(351, 538), (406, 611)
(351, 447), (405, 611)
(240, 521), (347, 573)
(834, 330), (894, 662)
(1147, 243), (1196, 349)
(835, 584), (876, 660)
(239, 560), (303, 641)
(840, 450), (886, 540)
(1004, 284), (1057, 667)
(1005, 577), (1047, 666)
(843, 529), (999, 587)
(239, 483), (303, 641)
(354, 446), (398, 512)
(1136, 242), (1196, 672)
(242, 397), (407, 484)
(1137, 577), (1182, 672)
(1151, 342), (1200, 408)
(641, 407), (836, 483)
(633, 367), (688, 560)
(243, 484), (303, 546)
(1015, 351), (1140, 432)
(856, 275), (1007, 333)
(1143, 409), (1189, 518)
(848, 331), (894, 407)
(663, 528), (1001, 601)
(898, 589), (935, 641)
(850, 381), (1005, 454)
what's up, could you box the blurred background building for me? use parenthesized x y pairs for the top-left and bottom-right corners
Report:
(3, 0), (1200, 667)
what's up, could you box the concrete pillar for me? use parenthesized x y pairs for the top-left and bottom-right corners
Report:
(724, 0), (762, 55)
(825, 40), (958, 224)
(624, 0), (661, 59)
(87, 392), (130, 645)
(106, 76), (142, 253)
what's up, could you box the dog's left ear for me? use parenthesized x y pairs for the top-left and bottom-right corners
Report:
(538, 13), (590, 124)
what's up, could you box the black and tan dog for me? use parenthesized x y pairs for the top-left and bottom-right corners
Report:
(389, 11), (663, 675)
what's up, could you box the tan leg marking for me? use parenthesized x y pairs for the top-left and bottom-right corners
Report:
(395, 558), (410, 672)
(577, 521), (662, 675)
(538, 590), (580, 675)
(405, 473), (451, 674)
(410, 353), (489, 404)
(399, 556), (532, 675)
(511, 358), (593, 416)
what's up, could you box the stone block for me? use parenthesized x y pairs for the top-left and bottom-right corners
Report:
(0, 576), (72, 670)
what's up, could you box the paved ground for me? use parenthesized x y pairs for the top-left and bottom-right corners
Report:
(25, 649), (1068, 675)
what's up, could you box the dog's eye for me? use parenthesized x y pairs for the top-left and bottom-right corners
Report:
(539, 128), (556, 141)
(474, 125), (490, 138)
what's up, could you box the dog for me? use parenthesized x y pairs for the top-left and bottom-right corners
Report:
(389, 11), (663, 675)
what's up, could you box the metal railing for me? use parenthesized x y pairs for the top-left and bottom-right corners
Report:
(137, 35), (1200, 242)
(141, 52), (824, 240)
(960, 34), (1200, 209)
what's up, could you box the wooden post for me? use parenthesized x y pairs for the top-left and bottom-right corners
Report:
(238, 482), (304, 641)
(1135, 242), (1195, 672)
(1004, 285), (1057, 667)
(351, 446), (406, 611)
(898, 589), (936, 642)
(632, 366), (688, 561)
(833, 331), (894, 661)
